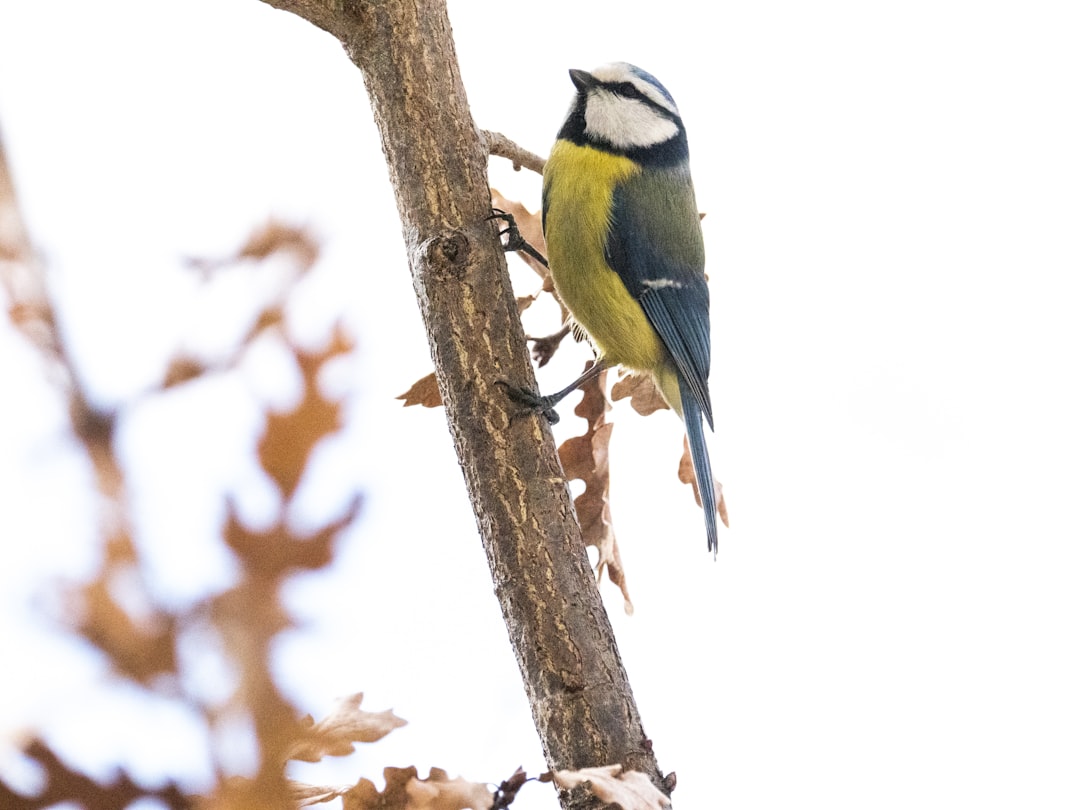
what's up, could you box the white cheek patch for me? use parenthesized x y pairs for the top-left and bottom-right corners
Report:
(584, 90), (679, 149)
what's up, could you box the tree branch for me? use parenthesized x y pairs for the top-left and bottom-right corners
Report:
(255, 1), (667, 805)
(481, 129), (546, 175)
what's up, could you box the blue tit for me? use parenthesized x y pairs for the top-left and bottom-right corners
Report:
(540, 62), (718, 554)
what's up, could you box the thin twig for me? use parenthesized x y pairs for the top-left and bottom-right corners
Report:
(481, 130), (545, 175)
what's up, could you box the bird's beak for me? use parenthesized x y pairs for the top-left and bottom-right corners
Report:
(569, 69), (598, 93)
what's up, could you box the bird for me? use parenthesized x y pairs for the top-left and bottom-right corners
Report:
(535, 62), (718, 554)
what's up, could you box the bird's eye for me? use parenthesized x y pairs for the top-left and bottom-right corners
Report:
(615, 81), (640, 98)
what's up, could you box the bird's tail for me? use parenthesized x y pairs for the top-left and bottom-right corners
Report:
(679, 375), (718, 555)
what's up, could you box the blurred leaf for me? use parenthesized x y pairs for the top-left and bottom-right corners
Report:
(187, 219), (320, 276)
(552, 764), (670, 810)
(289, 693), (408, 762)
(71, 536), (177, 684)
(4, 158), (376, 810)
(398, 372), (443, 408)
(252, 304), (286, 336)
(258, 324), (353, 499)
(238, 219), (320, 270)
(223, 495), (360, 575)
(0, 739), (190, 810)
(162, 355), (207, 388)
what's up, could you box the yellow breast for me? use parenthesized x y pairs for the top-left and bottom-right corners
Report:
(542, 140), (669, 376)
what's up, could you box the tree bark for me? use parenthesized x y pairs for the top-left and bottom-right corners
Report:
(256, 1), (668, 804)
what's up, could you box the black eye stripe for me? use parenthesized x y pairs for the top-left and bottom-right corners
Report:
(601, 80), (674, 118)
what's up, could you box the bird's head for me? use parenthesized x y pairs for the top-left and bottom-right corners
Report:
(558, 62), (688, 165)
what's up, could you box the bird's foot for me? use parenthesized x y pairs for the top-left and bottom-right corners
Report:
(495, 379), (561, 424)
(488, 209), (549, 268)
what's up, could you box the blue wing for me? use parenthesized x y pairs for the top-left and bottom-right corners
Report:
(605, 165), (713, 427)
(681, 373), (719, 553)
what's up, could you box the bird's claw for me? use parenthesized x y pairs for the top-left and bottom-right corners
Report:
(487, 209), (549, 268)
(487, 209), (525, 253)
(495, 379), (561, 424)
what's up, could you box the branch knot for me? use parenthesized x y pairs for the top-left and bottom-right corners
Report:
(420, 229), (470, 279)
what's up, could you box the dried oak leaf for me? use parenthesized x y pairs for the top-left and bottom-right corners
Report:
(557, 364), (633, 613)
(610, 372), (669, 417)
(185, 219), (319, 276)
(162, 355), (207, 388)
(223, 495), (360, 575)
(71, 537), (177, 684)
(398, 372), (443, 408)
(288, 692), (408, 762)
(1, 738), (190, 810)
(343, 767), (493, 810)
(251, 304), (286, 338)
(290, 780), (351, 806)
(527, 324), (570, 368)
(238, 219), (320, 271)
(75, 576), (177, 684)
(678, 436), (730, 528)
(491, 767), (528, 810)
(258, 324), (353, 499)
(516, 292), (538, 314)
(552, 765), (670, 810)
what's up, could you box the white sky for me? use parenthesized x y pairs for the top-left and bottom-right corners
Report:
(2, 1), (1079, 808)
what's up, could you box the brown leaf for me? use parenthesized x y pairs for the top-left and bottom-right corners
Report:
(4, 739), (191, 810)
(527, 324), (570, 368)
(71, 537), (177, 684)
(343, 767), (493, 810)
(516, 292), (538, 314)
(557, 364), (633, 613)
(552, 765), (670, 810)
(491, 767), (528, 809)
(75, 579), (177, 684)
(403, 768), (494, 810)
(237, 219), (320, 271)
(610, 373), (670, 417)
(210, 584), (307, 799)
(223, 495), (360, 575)
(211, 499), (361, 790)
(185, 219), (320, 277)
(258, 325), (353, 499)
(678, 437), (730, 528)
(162, 355), (207, 388)
(592, 519), (633, 616)
(398, 372), (443, 408)
(252, 305), (286, 336)
(288, 693), (408, 762)
(290, 781), (351, 806)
